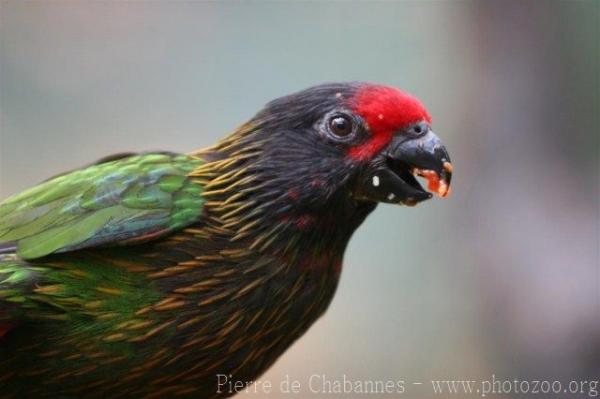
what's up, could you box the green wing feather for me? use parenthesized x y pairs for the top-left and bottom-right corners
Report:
(0, 153), (204, 259)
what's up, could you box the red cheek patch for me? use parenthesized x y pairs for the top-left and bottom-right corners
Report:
(0, 324), (12, 339)
(347, 85), (432, 161)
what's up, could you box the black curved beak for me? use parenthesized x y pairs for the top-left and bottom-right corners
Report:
(356, 130), (452, 206)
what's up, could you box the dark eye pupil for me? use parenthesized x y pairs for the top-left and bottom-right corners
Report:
(330, 116), (352, 136)
(414, 126), (422, 134)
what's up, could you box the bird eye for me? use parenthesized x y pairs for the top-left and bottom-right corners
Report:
(408, 122), (428, 136)
(329, 115), (354, 138)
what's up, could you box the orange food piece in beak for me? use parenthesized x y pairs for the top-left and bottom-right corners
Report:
(414, 169), (450, 198)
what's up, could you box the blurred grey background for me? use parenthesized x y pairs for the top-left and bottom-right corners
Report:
(0, 1), (598, 397)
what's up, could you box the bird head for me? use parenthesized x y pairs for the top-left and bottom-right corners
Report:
(240, 82), (452, 208)
(196, 82), (453, 250)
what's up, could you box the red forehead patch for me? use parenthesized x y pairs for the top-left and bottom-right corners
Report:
(348, 85), (431, 160)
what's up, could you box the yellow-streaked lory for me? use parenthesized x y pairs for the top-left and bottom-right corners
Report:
(0, 83), (452, 398)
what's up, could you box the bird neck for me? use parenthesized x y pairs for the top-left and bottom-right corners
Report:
(189, 123), (376, 274)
